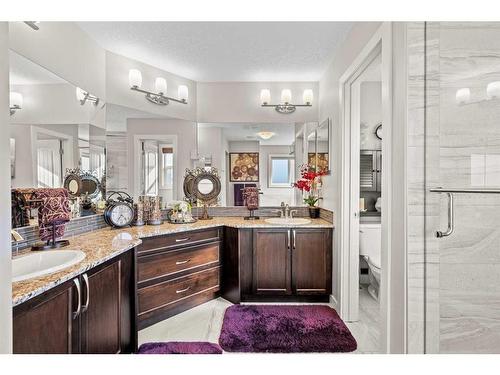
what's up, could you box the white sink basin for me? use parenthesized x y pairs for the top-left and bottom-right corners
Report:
(264, 218), (312, 225)
(13, 250), (86, 283)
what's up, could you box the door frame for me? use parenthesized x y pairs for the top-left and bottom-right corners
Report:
(31, 126), (74, 187)
(338, 22), (394, 352)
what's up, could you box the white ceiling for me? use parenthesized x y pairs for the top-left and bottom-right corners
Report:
(77, 22), (353, 82)
(199, 122), (295, 145)
(9, 50), (67, 85)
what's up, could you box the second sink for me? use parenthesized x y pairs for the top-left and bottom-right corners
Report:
(13, 250), (86, 283)
(264, 217), (312, 225)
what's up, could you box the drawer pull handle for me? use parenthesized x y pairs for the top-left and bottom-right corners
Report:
(176, 259), (191, 265)
(175, 237), (191, 242)
(176, 286), (191, 294)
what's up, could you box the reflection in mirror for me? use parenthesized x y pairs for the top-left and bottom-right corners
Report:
(315, 118), (330, 174)
(9, 50), (106, 228)
(197, 122), (318, 207)
(198, 179), (214, 194)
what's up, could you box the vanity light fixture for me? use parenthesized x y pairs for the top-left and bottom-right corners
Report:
(128, 69), (188, 106)
(260, 88), (313, 114)
(9, 92), (23, 115)
(257, 131), (275, 140)
(23, 21), (39, 30)
(455, 87), (471, 105)
(487, 81), (500, 100)
(76, 87), (99, 106)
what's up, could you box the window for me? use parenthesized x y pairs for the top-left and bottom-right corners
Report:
(268, 155), (295, 188)
(141, 141), (175, 197)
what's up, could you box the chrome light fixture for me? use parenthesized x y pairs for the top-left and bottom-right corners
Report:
(9, 92), (23, 115)
(24, 21), (39, 30)
(128, 69), (188, 106)
(260, 88), (313, 114)
(76, 87), (99, 106)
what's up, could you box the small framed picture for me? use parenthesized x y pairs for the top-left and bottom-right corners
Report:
(229, 153), (259, 182)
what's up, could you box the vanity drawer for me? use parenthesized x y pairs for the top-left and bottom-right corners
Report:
(137, 242), (220, 284)
(138, 228), (222, 254)
(137, 266), (220, 316)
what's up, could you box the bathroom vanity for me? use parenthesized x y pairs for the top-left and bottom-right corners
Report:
(11, 217), (333, 353)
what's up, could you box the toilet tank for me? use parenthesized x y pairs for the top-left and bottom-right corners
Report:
(359, 223), (381, 261)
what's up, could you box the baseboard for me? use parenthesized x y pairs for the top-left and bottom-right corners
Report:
(329, 294), (338, 310)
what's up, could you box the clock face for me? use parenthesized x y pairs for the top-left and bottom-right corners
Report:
(375, 124), (382, 140)
(110, 204), (134, 227)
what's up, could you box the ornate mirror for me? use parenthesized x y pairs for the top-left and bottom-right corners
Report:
(183, 167), (221, 219)
(63, 169), (83, 198)
(80, 172), (101, 199)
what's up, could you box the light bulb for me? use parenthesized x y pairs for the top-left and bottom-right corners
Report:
(129, 69), (142, 88)
(455, 88), (470, 105)
(487, 81), (500, 99)
(75, 87), (86, 102)
(281, 89), (292, 104)
(260, 89), (271, 105)
(303, 89), (313, 105)
(9, 92), (23, 109)
(178, 85), (189, 102)
(257, 131), (275, 140)
(155, 77), (167, 94)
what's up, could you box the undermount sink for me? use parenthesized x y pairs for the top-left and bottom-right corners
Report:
(264, 217), (312, 225)
(12, 250), (86, 283)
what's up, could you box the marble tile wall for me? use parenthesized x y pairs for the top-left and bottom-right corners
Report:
(412, 22), (500, 354)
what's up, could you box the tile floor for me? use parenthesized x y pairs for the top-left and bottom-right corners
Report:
(138, 288), (380, 354)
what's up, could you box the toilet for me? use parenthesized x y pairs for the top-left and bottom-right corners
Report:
(359, 222), (381, 301)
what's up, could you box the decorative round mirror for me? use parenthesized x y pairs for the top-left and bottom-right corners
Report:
(63, 169), (82, 198)
(183, 167), (221, 220)
(80, 172), (101, 199)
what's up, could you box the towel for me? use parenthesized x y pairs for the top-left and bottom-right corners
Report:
(33, 188), (71, 242)
(242, 187), (259, 210)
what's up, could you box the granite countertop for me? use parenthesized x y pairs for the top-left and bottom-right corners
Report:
(12, 217), (333, 306)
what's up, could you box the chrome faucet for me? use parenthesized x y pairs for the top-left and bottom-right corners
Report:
(284, 204), (290, 219)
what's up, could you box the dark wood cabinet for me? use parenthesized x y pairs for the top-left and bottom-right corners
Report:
(244, 227), (332, 302)
(13, 279), (78, 354)
(252, 229), (291, 295)
(13, 249), (135, 354)
(137, 228), (222, 330)
(292, 228), (332, 295)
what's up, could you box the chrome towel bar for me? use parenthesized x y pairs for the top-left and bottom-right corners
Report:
(430, 187), (500, 238)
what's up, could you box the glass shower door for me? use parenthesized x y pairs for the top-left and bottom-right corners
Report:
(424, 22), (500, 353)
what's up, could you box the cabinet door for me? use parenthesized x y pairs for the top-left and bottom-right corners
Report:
(13, 279), (80, 354)
(292, 229), (332, 295)
(81, 259), (122, 354)
(252, 229), (291, 295)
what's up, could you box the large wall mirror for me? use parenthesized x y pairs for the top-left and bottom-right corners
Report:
(197, 122), (320, 207)
(9, 50), (106, 227)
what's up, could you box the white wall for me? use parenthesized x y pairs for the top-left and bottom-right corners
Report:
(0, 21), (12, 354)
(9, 22), (106, 99)
(197, 82), (319, 123)
(126, 118), (197, 201)
(106, 51), (197, 122)
(318, 21), (382, 303)
(360, 81), (382, 150)
(9, 83), (104, 127)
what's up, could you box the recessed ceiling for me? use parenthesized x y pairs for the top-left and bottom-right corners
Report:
(77, 22), (353, 82)
(199, 122), (295, 145)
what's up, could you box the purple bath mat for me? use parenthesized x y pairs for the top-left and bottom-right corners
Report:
(137, 341), (222, 354)
(219, 305), (357, 353)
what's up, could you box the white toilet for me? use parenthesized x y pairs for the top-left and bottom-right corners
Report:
(359, 222), (381, 301)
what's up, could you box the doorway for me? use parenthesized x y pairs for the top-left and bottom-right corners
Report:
(338, 23), (393, 353)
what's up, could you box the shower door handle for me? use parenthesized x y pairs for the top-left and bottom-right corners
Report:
(437, 192), (454, 238)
